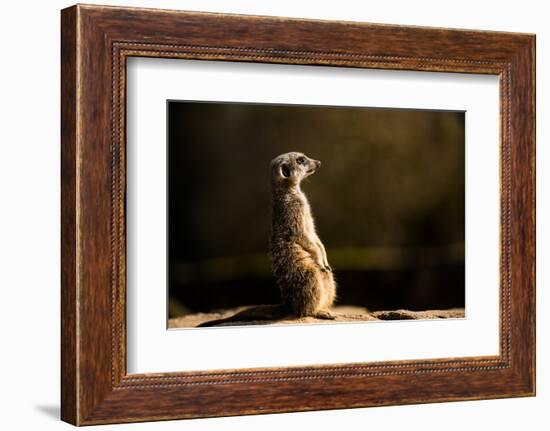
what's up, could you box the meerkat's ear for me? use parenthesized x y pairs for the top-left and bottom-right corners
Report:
(280, 163), (291, 178)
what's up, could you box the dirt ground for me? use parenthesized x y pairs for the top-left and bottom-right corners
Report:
(168, 305), (465, 328)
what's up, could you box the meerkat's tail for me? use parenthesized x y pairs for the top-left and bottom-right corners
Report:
(197, 304), (289, 328)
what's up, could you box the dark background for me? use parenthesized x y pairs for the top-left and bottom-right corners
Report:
(168, 101), (465, 318)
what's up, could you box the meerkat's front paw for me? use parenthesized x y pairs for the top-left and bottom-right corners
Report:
(324, 264), (332, 272)
(312, 310), (336, 320)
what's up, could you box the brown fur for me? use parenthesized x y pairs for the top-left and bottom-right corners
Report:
(270, 152), (336, 319)
(198, 152), (336, 327)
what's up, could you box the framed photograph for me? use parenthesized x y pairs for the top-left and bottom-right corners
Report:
(61, 4), (535, 425)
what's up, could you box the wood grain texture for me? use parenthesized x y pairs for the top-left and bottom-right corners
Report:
(60, 5), (78, 425)
(60, 4), (536, 425)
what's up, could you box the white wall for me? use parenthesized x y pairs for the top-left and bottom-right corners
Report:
(0, 0), (546, 429)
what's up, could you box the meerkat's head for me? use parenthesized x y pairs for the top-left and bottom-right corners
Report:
(270, 152), (321, 188)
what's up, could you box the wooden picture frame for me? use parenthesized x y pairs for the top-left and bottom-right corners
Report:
(61, 4), (535, 425)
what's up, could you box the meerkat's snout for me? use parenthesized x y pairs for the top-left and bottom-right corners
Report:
(308, 159), (321, 174)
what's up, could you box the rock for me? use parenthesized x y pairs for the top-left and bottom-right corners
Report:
(372, 309), (465, 320)
(168, 305), (464, 328)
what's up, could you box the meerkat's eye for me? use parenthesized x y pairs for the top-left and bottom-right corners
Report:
(296, 157), (305, 165)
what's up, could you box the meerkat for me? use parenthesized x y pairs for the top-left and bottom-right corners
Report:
(197, 151), (335, 327)
(270, 151), (336, 319)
